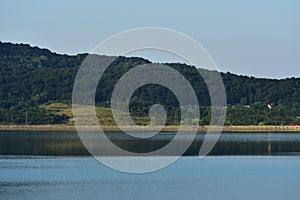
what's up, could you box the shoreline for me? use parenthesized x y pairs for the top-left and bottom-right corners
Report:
(0, 125), (299, 132)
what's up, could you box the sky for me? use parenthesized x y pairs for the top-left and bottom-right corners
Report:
(0, 0), (299, 79)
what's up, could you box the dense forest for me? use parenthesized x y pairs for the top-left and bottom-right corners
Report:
(0, 41), (299, 125)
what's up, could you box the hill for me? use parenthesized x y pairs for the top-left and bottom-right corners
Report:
(0, 41), (299, 125)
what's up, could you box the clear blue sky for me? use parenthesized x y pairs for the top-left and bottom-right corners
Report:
(1, 0), (299, 78)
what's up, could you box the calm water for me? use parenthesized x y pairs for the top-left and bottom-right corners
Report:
(0, 131), (300, 155)
(0, 156), (299, 200)
(1, 131), (300, 199)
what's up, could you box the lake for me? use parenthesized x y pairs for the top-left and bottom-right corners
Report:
(0, 131), (300, 199)
(0, 131), (300, 155)
(1, 156), (300, 200)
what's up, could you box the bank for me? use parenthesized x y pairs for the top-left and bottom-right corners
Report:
(0, 125), (299, 132)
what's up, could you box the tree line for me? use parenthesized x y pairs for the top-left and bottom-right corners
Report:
(0, 41), (299, 125)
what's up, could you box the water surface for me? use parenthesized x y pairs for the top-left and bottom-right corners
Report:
(0, 156), (299, 200)
(1, 131), (300, 199)
(0, 131), (300, 155)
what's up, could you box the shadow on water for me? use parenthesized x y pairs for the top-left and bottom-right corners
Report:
(0, 131), (300, 156)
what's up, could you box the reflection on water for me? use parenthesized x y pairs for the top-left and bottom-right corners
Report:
(0, 131), (300, 156)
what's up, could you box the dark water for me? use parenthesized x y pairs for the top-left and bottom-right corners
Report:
(0, 131), (300, 155)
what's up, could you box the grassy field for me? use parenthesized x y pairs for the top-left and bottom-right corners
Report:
(40, 102), (151, 126)
(33, 103), (300, 132)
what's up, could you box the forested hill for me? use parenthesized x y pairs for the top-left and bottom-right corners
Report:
(0, 41), (299, 125)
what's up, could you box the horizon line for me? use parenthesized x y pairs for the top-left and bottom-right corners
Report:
(1, 40), (299, 81)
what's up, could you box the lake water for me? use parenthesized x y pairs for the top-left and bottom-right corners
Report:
(0, 131), (300, 199)
(1, 156), (299, 200)
(0, 131), (300, 155)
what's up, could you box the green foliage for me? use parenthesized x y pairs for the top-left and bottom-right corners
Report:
(0, 41), (299, 125)
(225, 103), (299, 125)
